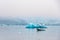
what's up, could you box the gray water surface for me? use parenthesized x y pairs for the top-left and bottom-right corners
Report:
(0, 25), (59, 40)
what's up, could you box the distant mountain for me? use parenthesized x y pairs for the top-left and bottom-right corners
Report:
(0, 17), (28, 25)
(0, 17), (60, 26)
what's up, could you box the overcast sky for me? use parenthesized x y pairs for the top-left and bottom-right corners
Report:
(0, 0), (60, 18)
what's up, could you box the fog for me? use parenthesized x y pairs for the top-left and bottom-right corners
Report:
(0, 0), (60, 18)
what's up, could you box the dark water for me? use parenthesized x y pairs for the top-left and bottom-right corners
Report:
(0, 25), (60, 40)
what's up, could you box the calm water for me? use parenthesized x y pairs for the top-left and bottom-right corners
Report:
(0, 25), (60, 40)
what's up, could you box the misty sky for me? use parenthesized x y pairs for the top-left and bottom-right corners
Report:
(0, 0), (60, 18)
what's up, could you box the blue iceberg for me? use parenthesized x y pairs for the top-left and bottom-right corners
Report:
(26, 23), (47, 29)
